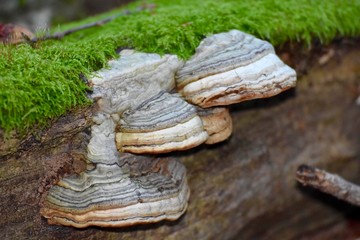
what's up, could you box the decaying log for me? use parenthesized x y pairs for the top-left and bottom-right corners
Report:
(0, 39), (359, 239)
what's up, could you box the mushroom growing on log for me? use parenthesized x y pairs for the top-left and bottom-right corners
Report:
(40, 30), (297, 228)
(176, 30), (297, 108)
(197, 107), (233, 144)
(40, 154), (189, 228)
(116, 91), (209, 154)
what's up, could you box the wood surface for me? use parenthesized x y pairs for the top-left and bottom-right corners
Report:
(1, 39), (359, 239)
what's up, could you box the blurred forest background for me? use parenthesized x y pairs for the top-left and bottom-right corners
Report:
(0, 0), (133, 30)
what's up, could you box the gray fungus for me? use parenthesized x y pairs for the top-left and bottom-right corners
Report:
(40, 30), (296, 228)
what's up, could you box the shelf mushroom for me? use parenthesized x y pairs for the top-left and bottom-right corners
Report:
(41, 154), (189, 228)
(40, 30), (297, 228)
(116, 91), (208, 154)
(176, 30), (297, 108)
(197, 107), (233, 144)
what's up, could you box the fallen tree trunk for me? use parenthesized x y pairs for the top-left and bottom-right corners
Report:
(1, 39), (359, 239)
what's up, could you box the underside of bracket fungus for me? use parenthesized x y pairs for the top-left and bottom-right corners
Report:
(40, 30), (297, 228)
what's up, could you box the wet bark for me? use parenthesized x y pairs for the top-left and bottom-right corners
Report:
(1, 39), (359, 240)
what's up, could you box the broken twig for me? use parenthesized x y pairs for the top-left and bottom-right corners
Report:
(26, 4), (155, 43)
(296, 164), (360, 206)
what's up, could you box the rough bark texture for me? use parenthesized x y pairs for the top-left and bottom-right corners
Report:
(1, 39), (360, 239)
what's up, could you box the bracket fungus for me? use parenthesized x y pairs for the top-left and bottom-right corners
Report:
(116, 91), (208, 154)
(90, 49), (182, 114)
(40, 30), (297, 228)
(176, 30), (297, 108)
(41, 154), (189, 228)
(197, 107), (233, 145)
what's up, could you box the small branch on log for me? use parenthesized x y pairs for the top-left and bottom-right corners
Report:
(25, 4), (155, 44)
(296, 164), (360, 206)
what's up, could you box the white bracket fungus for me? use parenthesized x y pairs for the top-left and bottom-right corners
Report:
(176, 30), (297, 107)
(41, 30), (297, 228)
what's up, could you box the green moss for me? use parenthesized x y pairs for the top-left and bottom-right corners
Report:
(1, 0), (360, 135)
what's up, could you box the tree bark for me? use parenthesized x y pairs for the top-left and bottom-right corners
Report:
(1, 39), (359, 239)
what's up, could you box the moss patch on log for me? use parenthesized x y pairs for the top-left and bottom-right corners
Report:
(1, 0), (360, 134)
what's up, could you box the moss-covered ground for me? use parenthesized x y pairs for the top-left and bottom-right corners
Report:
(1, 0), (360, 135)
